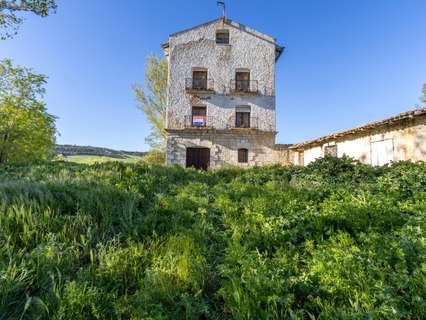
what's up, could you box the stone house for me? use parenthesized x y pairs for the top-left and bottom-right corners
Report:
(289, 108), (426, 166)
(160, 17), (426, 169)
(162, 18), (284, 169)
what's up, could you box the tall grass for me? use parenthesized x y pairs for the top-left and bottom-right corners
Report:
(0, 157), (425, 319)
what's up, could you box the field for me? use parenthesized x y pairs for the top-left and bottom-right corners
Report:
(0, 157), (425, 319)
(55, 145), (146, 164)
(59, 155), (143, 164)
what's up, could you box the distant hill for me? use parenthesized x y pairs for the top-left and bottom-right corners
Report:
(55, 145), (147, 159)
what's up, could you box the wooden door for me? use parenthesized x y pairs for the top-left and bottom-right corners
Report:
(186, 148), (210, 170)
(371, 139), (394, 166)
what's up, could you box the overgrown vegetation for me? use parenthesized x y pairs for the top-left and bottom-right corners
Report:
(0, 157), (425, 319)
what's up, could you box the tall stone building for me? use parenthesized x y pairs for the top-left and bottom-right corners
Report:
(162, 18), (284, 169)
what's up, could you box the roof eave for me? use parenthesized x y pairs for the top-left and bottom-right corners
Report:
(290, 107), (426, 151)
(275, 45), (285, 62)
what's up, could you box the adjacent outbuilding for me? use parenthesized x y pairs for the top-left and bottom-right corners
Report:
(289, 108), (426, 166)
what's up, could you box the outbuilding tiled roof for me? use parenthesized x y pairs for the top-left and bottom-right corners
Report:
(290, 108), (426, 150)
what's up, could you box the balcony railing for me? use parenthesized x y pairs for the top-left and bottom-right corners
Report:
(226, 116), (260, 130)
(230, 80), (258, 94)
(184, 115), (215, 128)
(170, 115), (275, 131)
(185, 78), (215, 93)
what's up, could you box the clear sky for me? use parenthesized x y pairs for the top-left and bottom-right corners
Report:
(1, 0), (426, 151)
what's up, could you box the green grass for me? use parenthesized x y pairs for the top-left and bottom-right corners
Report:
(58, 155), (143, 164)
(0, 157), (425, 319)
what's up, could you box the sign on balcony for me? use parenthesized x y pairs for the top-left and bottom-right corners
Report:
(192, 115), (207, 127)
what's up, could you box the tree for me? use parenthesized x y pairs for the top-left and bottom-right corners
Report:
(420, 84), (426, 106)
(0, 59), (56, 163)
(133, 55), (168, 151)
(0, 0), (57, 39)
(141, 150), (166, 165)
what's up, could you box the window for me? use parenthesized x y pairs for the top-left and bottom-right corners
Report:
(324, 145), (337, 157)
(235, 106), (251, 128)
(371, 139), (394, 166)
(216, 30), (229, 44)
(192, 70), (207, 90)
(236, 112), (251, 128)
(235, 71), (250, 92)
(238, 149), (249, 163)
(192, 106), (207, 127)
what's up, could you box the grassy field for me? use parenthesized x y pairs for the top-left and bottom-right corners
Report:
(59, 154), (143, 164)
(0, 157), (425, 319)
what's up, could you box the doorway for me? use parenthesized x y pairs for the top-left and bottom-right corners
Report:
(186, 148), (210, 170)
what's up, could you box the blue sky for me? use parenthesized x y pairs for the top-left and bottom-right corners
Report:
(1, 0), (426, 151)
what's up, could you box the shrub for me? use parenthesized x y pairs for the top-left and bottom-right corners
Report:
(0, 158), (425, 319)
(141, 151), (166, 165)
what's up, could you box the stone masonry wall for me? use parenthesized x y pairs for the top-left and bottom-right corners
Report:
(166, 19), (277, 133)
(167, 131), (279, 167)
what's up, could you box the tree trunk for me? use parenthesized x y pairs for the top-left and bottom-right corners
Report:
(0, 133), (9, 164)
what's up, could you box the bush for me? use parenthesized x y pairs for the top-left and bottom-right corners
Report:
(141, 151), (166, 165)
(0, 158), (425, 319)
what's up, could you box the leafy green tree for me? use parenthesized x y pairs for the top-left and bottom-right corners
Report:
(0, 59), (56, 163)
(0, 0), (57, 39)
(133, 55), (168, 151)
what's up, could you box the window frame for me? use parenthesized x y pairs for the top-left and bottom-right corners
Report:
(235, 71), (251, 92)
(192, 70), (208, 90)
(238, 148), (249, 163)
(324, 145), (337, 157)
(235, 111), (251, 128)
(216, 29), (230, 44)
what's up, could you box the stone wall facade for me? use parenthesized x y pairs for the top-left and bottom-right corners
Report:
(163, 18), (282, 168)
(167, 130), (279, 167)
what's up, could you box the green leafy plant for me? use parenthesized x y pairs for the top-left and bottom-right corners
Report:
(0, 158), (425, 319)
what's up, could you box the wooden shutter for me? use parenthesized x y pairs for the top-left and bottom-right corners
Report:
(238, 149), (248, 163)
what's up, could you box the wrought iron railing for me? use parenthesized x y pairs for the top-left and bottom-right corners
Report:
(173, 115), (275, 131)
(225, 116), (259, 129)
(230, 80), (258, 94)
(185, 78), (215, 92)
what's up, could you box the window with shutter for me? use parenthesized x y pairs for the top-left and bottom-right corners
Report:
(235, 72), (250, 92)
(192, 71), (207, 90)
(216, 30), (229, 44)
(238, 149), (248, 163)
(235, 112), (250, 128)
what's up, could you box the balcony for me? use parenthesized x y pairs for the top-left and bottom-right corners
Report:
(168, 115), (275, 132)
(226, 116), (260, 130)
(230, 80), (258, 95)
(185, 78), (215, 94)
(184, 115), (215, 128)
